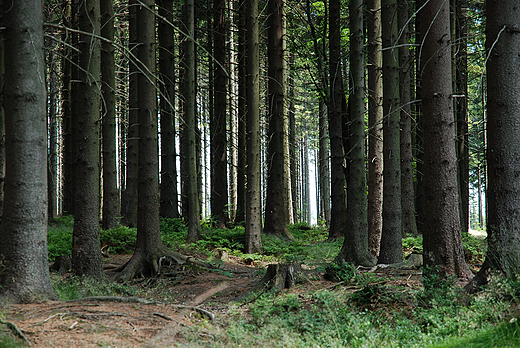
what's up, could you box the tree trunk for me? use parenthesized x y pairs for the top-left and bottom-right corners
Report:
(244, 0), (263, 253)
(474, 0), (520, 280)
(455, 0), (469, 234)
(0, 4), (4, 220)
(72, 0), (103, 278)
(328, 0), (348, 240)
(47, 49), (59, 221)
(318, 101), (331, 227)
(367, 0), (383, 256)
(211, 0), (229, 228)
(158, 0), (180, 219)
(420, 0), (472, 279)
(398, 0), (418, 237)
(337, 0), (377, 267)
(236, 0), (247, 225)
(378, 0), (403, 264)
(121, 0), (139, 227)
(0, 0), (58, 302)
(183, 0), (201, 243)
(101, 0), (119, 230)
(263, 0), (292, 239)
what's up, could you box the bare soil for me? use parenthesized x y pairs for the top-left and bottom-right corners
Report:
(2, 254), (423, 347)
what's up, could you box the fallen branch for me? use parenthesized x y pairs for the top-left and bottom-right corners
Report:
(66, 296), (157, 305)
(0, 318), (31, 346)
(170, 305), (216, 321)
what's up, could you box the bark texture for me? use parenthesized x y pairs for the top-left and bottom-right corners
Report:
(475, 0), (520, 279)
(244, 0), (263, 253)
(0, 0), (58, 302)
(379, 0), (403, 264)
(264, 0), (292, 239)
(72, 0), (103, 278)
(420, 0), (472, 279)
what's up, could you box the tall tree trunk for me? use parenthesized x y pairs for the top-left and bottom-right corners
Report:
(61, 0), (74, 215)
(472, 0), (520, 282)
(211, 0), (229, 228)
(264, 0), (292, 239)
(121, 0), (139, 227)
(420, 0), (472, 279)
(244, 0), (262, 253)
(101, 0), (119, 230)
(72, 0), (103, 278)
(328, 0), (348, 240)
(0, 3), (4, 219)
(236, 0), (246, 224)
(184, 0), (201, 243)
(318, 101), (331, 227)
(47, 50), (59, 221)
(158, 0), (180, 219)
(0, 0), (58, 303)
(289, 62), (299, 223)
(378, 0), (403, 264)
(367, 0), (383, 255)
(398, 0), (418, 237)
(337, 0), (377, 267)
(455, 0), (469, 233)
(117, 0), (188, 281)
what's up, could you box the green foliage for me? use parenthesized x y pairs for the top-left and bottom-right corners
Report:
(47, 216), (74, 261)
(325, 261), (356, 282)
(403, 234), (423, 257)
(160, 218), (189, 248)
(418, 265), (459, 308)
(100, 226), (136, 254)
(52, 275), (136, 301)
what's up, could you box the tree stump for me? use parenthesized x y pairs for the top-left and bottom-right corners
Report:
(262, 263), (306, 291)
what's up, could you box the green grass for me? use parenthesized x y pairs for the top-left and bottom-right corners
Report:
(44, 218), (520, 347)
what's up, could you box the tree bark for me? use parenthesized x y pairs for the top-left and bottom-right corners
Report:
(211, 0), (229, 228)
(0, 0), (58, 302)
(158, 0), (180, 219)
(244, 0), (263, 253)
(398, 0), (418, 237)
(378, 0), (403, 264)
(236, 0), (246, 224)
(420, 0), (472, 279)
(183, 0), (201, 243)
(327, 0), (348, 240)
(264, 0), (292, 239)
(72, 0), (104, 278)
(337, 0), (377, 267)
(101, 0), (119, 230)
(121, 0), (139, 227)
(367, 0), (383, 256)
(474, 0), (520, 280)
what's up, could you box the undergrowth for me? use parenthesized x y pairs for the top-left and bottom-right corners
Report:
(44, 217), (520, 347)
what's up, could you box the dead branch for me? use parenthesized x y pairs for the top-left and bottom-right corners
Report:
(0, 318), (31, 346)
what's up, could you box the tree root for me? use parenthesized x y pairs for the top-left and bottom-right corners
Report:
(0, 318), (31, 346)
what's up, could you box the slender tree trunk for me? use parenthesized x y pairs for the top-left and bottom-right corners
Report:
(398, 0), (418, 237)
(211, 0), (229, 228)
(244, 0), (262, 253)
(264, 0), (292, 239)
(0, 4), (4, 219)
(121, 0), (139, 227)
(378, 0), (403, 264)
(158, 0), (179, 219)
(420, 0), (472, 279)
(236, 0), (246, 224)
(289, 63), (300, 223)
(318, 101), (331, 227)
(101, 0), (119, 230)
(455, 0), (469, 233)
(72, 0), (103, 278)
(337, 0), (377, 267)
(61, 0), (74, 215)
(0, 0), (58, 303)
(47, 50), (59, 221)
(473, 0), (520, 281)
(367, 0), (383, 255)
(328, 0), (348, 240)
(184, 0), (201, 243)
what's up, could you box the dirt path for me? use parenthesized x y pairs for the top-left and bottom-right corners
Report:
(2, 255), (423, 347)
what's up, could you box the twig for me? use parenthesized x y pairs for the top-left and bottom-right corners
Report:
(127, 321), (138, 332)
(170, 305), (216, 321)
(66, 296), (158, 305)
(68, 321), (78, 330)
(0, 318), (32, 346)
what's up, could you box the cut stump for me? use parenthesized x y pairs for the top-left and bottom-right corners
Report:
(262, 263), (307, 290)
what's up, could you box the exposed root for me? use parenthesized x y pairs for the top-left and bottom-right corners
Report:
(0, 318), (31, 346)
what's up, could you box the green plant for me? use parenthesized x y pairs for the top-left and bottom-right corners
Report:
(325, 261), (356, 282)
(100, 225), (136, 254)
(52, 275), (136, 301)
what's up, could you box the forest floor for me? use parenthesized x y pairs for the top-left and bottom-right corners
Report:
(2, 253), (424, 347)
